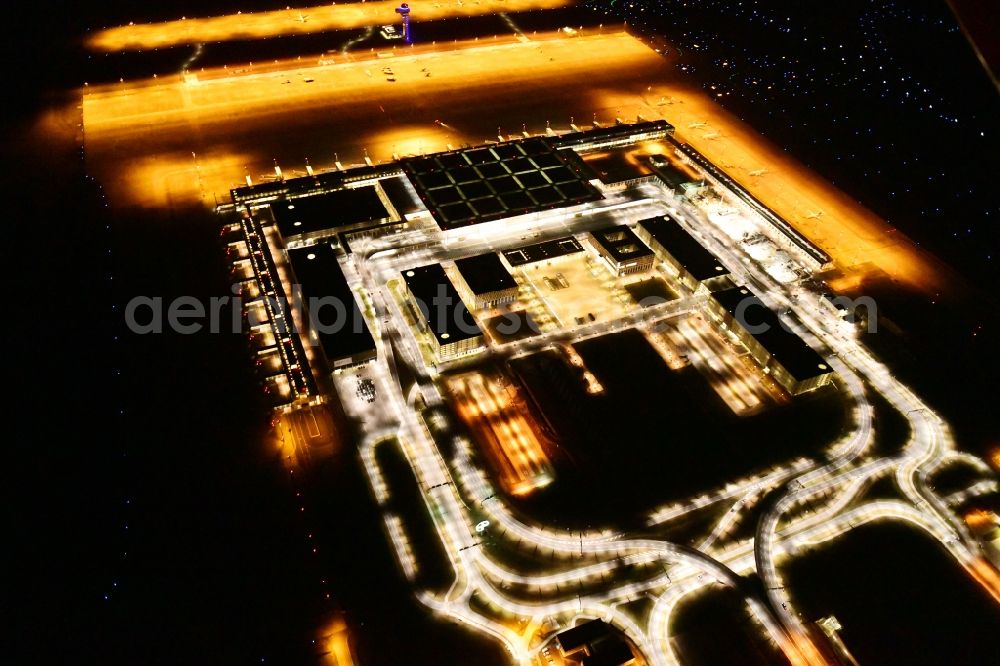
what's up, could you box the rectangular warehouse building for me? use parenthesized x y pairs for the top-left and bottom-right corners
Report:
(286, 243), (377, 369)
(453, 253), (519, 310)
(270, 185), (393, 246)
(707, 286), (833, 395)
(588, 225), (655, 276)
(636, 215), (731, 292)
(401, 263), (484, 361)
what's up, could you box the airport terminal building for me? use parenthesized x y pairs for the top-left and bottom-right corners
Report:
(587, 225), (655, 276)
(228, 163), (423, 251)
(286, 243), (377, 369)
(707, 286), (833, 395)
(453, 252), (519, 311)
(401, 137), (602, 233)
(402, 263), (485, 361)
(270, 185), (394, 246)
(635, 215), (732, 292)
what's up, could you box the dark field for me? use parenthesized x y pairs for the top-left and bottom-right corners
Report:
(783, 523), (1000, 666)
(507, 329), (849, 528)
(669, 586), (789, 666)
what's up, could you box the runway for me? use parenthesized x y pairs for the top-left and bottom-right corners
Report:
(86, 0), (573, 51)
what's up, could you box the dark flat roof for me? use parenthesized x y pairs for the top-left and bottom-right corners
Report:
(502, 236), (584, 267)
(286, 243), (376, 365)
(401, 138), (602, 231)
(583, 637), (634, 666)
(454, 253), (518, 295)
(401, 263), (482, 345)
(638, 215), (729, 281)
(712, 287), (831, 381)
(590, 225), (654, 263)
(379, 176), (424, 216)
(271, 186), (389, 240)
(555, 620), (611, 654)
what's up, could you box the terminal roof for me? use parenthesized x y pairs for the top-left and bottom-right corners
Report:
(454, 253), (518, 295)
(271, 186), (389, 239)
(637, 215), (729, 281)
(379, 175), (424, 217)
(712, 287), (831, 381)
(401, 138), (602, 231)
(401, 263), (482, 345)
(286, 243), (376, 363)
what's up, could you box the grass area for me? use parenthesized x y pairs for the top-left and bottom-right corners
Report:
(857, 281), (1000, 463)
(617, 597), (656, 627)
(855, 474), (905, 503)
(648, 503), (729, 548)
(930, 461), (988, 496)
(495, 558), (664, 605)
(375, 437), (455, 593)
(782, 523), (1000, 665)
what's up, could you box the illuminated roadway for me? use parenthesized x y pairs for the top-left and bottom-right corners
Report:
(329, 161), (1000, 666)
(340, 196), (787, 661)
(673, 179), (1000, 661)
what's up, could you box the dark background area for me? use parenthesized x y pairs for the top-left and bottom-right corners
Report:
(784, 523), (1000, 665)
(590, 0), (999, 284)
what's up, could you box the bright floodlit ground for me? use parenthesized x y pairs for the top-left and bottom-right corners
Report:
(81, 29), (950, 298)
(86, 0), (573, 51)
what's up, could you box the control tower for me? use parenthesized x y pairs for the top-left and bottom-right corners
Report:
(395, 3), (412, 43)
